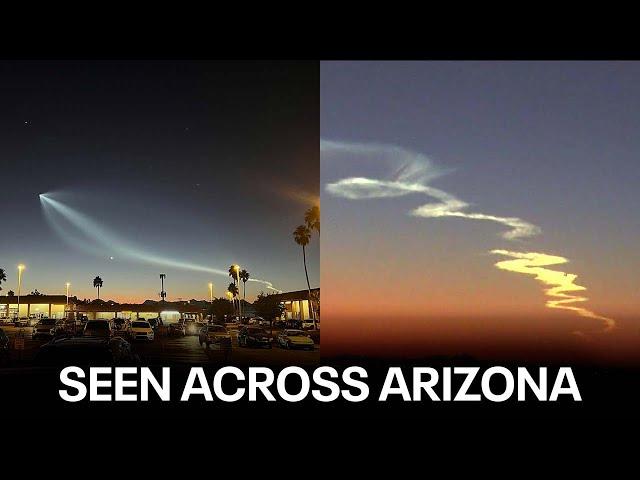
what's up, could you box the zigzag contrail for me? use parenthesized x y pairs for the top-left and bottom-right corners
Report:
(322, 139), (614, 332)
(39, 193), (281, 293)
(491, 250), (615, 331)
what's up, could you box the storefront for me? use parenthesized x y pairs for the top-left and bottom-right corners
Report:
(271, 288), (319, 321)
(0, 295), (68, 320)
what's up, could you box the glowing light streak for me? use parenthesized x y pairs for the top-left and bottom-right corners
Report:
(491, 250), (615, 331)
(39, 193), (281, 293)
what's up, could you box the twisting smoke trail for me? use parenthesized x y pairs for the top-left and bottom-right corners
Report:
(322, 140), (540, 240)
(491, 250), (615, 331)
(39, 193), (281, 293)
(323, 140), (613, 332)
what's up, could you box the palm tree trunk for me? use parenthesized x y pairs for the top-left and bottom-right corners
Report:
(302, 245), (316, 327)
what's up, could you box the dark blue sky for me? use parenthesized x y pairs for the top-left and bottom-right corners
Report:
(1, 61), (319, 301)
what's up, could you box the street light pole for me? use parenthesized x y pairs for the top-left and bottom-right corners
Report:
(226, 290), (233, 317)
(16, 264), (24, 322)
(160, 273), (166, 302)
(65, 282), (71, 320)
(208, 282), (214, 322)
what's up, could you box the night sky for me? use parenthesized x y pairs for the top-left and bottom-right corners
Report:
(0, 61), (319, 302)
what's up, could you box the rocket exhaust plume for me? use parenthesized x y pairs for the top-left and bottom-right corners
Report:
(491, 250), (615, 332)
(39, 193), (281, 292)
(322, 140), (614, 333)
(322, 140), (540, 240)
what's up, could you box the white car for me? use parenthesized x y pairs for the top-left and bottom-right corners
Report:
(301, 319), (317, 330)
(128, 320), (155, 341)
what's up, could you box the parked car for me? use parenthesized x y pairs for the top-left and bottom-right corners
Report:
(25, 317), (39, 327)
(277, 329), (315, 350)
(83, 320), (113, 338)
(0, 329), (9, 365)
(238, 326), (273, 348)
(184, 319), (203, 336)
(273, 320), (287, 329)
(258, 318), (272, 327)
(169, 319), (186, 336)
(198, 324), (232, 349)
(301, 319), (318, 330)
(14, 317), (29, 328)
(147, 317), (162, 330)
(128, 320), (155, 341)
(224, 322), (240, 332)
(32, 318), (64, 338)
(34, 336), (139, 366)
(285, 320), (303, 329)
(112, 318), (127, 331)
(61, 319), (79, 335)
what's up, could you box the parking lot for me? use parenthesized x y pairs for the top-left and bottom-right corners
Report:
(0, 324), (320, 368)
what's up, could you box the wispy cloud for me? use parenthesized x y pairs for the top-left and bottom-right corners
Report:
(322, 140), (540, 240)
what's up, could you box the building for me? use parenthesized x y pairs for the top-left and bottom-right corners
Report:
(0, 295), (209, 323)
(0, 294), (68, 319)
(271, 288), (319, 321)
(0, 290), (320, 323)
(73, 299), (208, 322)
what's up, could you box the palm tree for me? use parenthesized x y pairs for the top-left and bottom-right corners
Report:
(228, 264), (240, 317)
(228, 264), (239, 284)
(239, 269), (250, 309)
(0, 268), (6, 293)
(228, 282), (239, 315)
(293, 225), (315, 325)
(93, 276), (103, 300)
(305, 205), (320, 235)
(304, 206), (320, 321)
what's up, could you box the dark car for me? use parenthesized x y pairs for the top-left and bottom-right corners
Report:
(34, 336), (139, 366)
(169, 319), (186, 336)
(83, 320), (113, 338)
(285, 320), (303, 329)
(238, 326), (273, 348)
(112, 318), (127, 331)
(59, 319), (79, 335)
(198, 324), (232, 349)
(147, 317), (162, 329)
(32, 318), (63, 339)
(0, 329), (9, 365)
